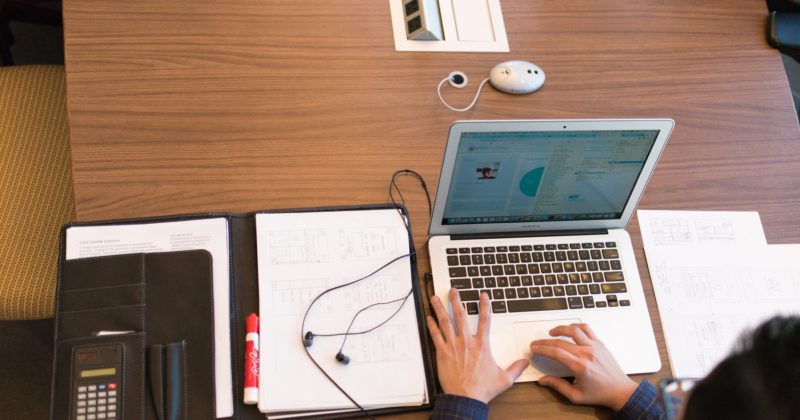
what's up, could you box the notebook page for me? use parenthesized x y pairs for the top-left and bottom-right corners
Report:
(255, 209), (427, 413)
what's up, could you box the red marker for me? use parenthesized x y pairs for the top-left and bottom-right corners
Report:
(244, 313), (260, 405)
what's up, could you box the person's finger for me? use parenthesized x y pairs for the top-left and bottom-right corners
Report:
(477, 292), (491, 340)
(448, 288), (468, 337)
(538, 375), (583, 403)
(530, 338), (580, 354)
(529, 342), (583, 373)
(430, 295), (455, 341)
(549, 324), (591, 346)
(576, 323), (598, 341)
(504, 358), (530, 383)
(426, 315), (446, 348)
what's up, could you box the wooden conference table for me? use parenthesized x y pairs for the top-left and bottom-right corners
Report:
(62, 0), (799, 418)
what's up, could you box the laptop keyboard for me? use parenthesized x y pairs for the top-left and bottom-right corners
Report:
(446, 242), (630, 314)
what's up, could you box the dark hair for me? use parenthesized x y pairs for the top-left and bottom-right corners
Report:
(683, 316), (800, 420)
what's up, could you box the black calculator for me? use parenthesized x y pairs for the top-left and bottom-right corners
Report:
(71, 344), (123, 420)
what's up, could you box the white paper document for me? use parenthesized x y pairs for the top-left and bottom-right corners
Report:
(637, 209), (767, 248)
(644, 244), (800, 377)
(65, 218), (233, 418)
(256, 209), (428, 414)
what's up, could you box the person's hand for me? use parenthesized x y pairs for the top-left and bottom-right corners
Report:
(427, 288), (529, 404)
(530, 323), (638, 411)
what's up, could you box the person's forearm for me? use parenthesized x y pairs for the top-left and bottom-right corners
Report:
(430, 394), (489, 420)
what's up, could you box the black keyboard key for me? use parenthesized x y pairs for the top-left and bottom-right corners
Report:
(602, 283), (627, 294)
(557, 274), (569, 284)
(485, 254), (496, 264)
(492, 289), (504, 300)
(492, 266), (503, 275)
(554, 286), (565, 296)
(450, 278), (471, 289)
(596, 301), (608, 308)
(558, 244), (569, 250)
(620, 300), (631, 307)
(556, 251), (567, 261)
(529, 287), (541, 297)
(471, 247), (483, 253)
(590, 250), (602, 259)
(467, 266), (479, 277)
(447, 256), (459, 266)
(459, 247), (471, 253)
(504, 265), (516, 275)
(569, 243), (581, 249)
(485, 277), (497, 287)
(510, 245), (521, 252)
(521, 275), (533, 286)
(491, 301), (507, 313)
(505, 289), (518, 299)
(611, 260), (622, 270)
(606, 242), (617, 248)
(466, 302), (479, 314)
(472, 255), (484, 265)
(509, 254), (520, 263)
(480, 266), (492, 276)
(522, 245), (533, 251)
(580, 273), (592, 283)
(484, 246), (496, 252)
(446, 248), (458, 254)
(544, 252), (555, 262)
(590, 284), (601, 294)
(545, 274), (557, 285)
(541, 286), (553, 297)
(497, 246), (508, 252)
(540, 263), (552, 273)
(481, 289), (491, 299)
(546, 244), (557, 250)
(532, 252), (544, 262)
(518, 287), (529, 298)
(472, 278), (485, 288)
(581, 243), (593, 249)
(592, 272), (604, 282)
(602, 249), (619, 259)
(604, 271), (624, 282)
(552, 263), (564, 273)
(593, 242), (605, 248)
(576, 262), (587, 271)
(569, 273), (580, 284)
(587, 261), (599, 271)
(568, 297), (583, 309)
(533, 275), (545, 285)
(582, 296), (595, 308)
(460, 290), (481, 301)
(599, 261), (611, 271)
(527, 264), (540, 274)
(564, 262), (575, 272)
(449, 267), (467, 277)
(534, 245), (545, 250)
(579, 250), (591, 260)
(566, 285), (577, 296)
(510, 276), (521, 287)
(507, 298), (569, 312)
(497, 254), (508, 264)
(460, 255), (471, 265)
(567, 251), (579, 261)
(578, 285), (589, 295)
(520, 253), (532, 263)
(498, 277), (509, 287)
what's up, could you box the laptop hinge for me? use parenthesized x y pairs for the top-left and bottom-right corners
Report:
(451, 229), (609, 241)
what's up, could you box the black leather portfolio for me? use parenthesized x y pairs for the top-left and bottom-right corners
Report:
(52, 204), (436, 420)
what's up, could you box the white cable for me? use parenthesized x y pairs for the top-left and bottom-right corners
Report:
(437, 76), (491, 112)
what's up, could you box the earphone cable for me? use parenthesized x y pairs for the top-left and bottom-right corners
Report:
(437, 76), (490, 112)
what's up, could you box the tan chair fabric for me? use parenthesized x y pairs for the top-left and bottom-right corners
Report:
(0, 65), (74, 320)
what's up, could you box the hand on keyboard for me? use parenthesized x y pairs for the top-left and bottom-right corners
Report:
(530, 323), (637, 411)
(427, 288), (529, 404)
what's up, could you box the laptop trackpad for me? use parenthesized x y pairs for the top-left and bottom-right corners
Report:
(514, 319), (580, 380)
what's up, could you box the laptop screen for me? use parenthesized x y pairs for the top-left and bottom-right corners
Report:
(441, 130), (660, 225)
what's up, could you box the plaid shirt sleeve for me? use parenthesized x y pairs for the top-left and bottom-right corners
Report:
(430, 394), (489, 420)
(612, 380), (667, 420)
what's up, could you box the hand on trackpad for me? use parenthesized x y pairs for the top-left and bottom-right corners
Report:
(514, 319), (580, 380)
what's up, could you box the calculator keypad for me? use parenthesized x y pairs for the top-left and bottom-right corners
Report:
(75, 382), (118, 420)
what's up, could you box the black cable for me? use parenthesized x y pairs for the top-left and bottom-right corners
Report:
(299, 168), (433, 418)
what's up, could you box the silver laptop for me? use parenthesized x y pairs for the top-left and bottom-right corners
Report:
(429, 119), (673, 381)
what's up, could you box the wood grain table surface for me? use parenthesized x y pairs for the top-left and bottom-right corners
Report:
(62, 0), (799, 418)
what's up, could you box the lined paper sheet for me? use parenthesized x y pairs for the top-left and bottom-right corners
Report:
(256, 209), (428, 414)
(65, 219), (233, 418)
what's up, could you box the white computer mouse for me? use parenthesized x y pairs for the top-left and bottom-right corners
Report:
(489, 60), (546, 94)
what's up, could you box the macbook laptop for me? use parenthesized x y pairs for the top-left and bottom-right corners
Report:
(428, 119), (673, 380)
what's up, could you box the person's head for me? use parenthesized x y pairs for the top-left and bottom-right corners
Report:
(683, 316), (800, 420)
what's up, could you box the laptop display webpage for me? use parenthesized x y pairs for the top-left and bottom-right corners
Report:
(441, 130), (660, 226)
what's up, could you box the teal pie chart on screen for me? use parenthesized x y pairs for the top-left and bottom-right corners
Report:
(519, 167), (544, 197)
